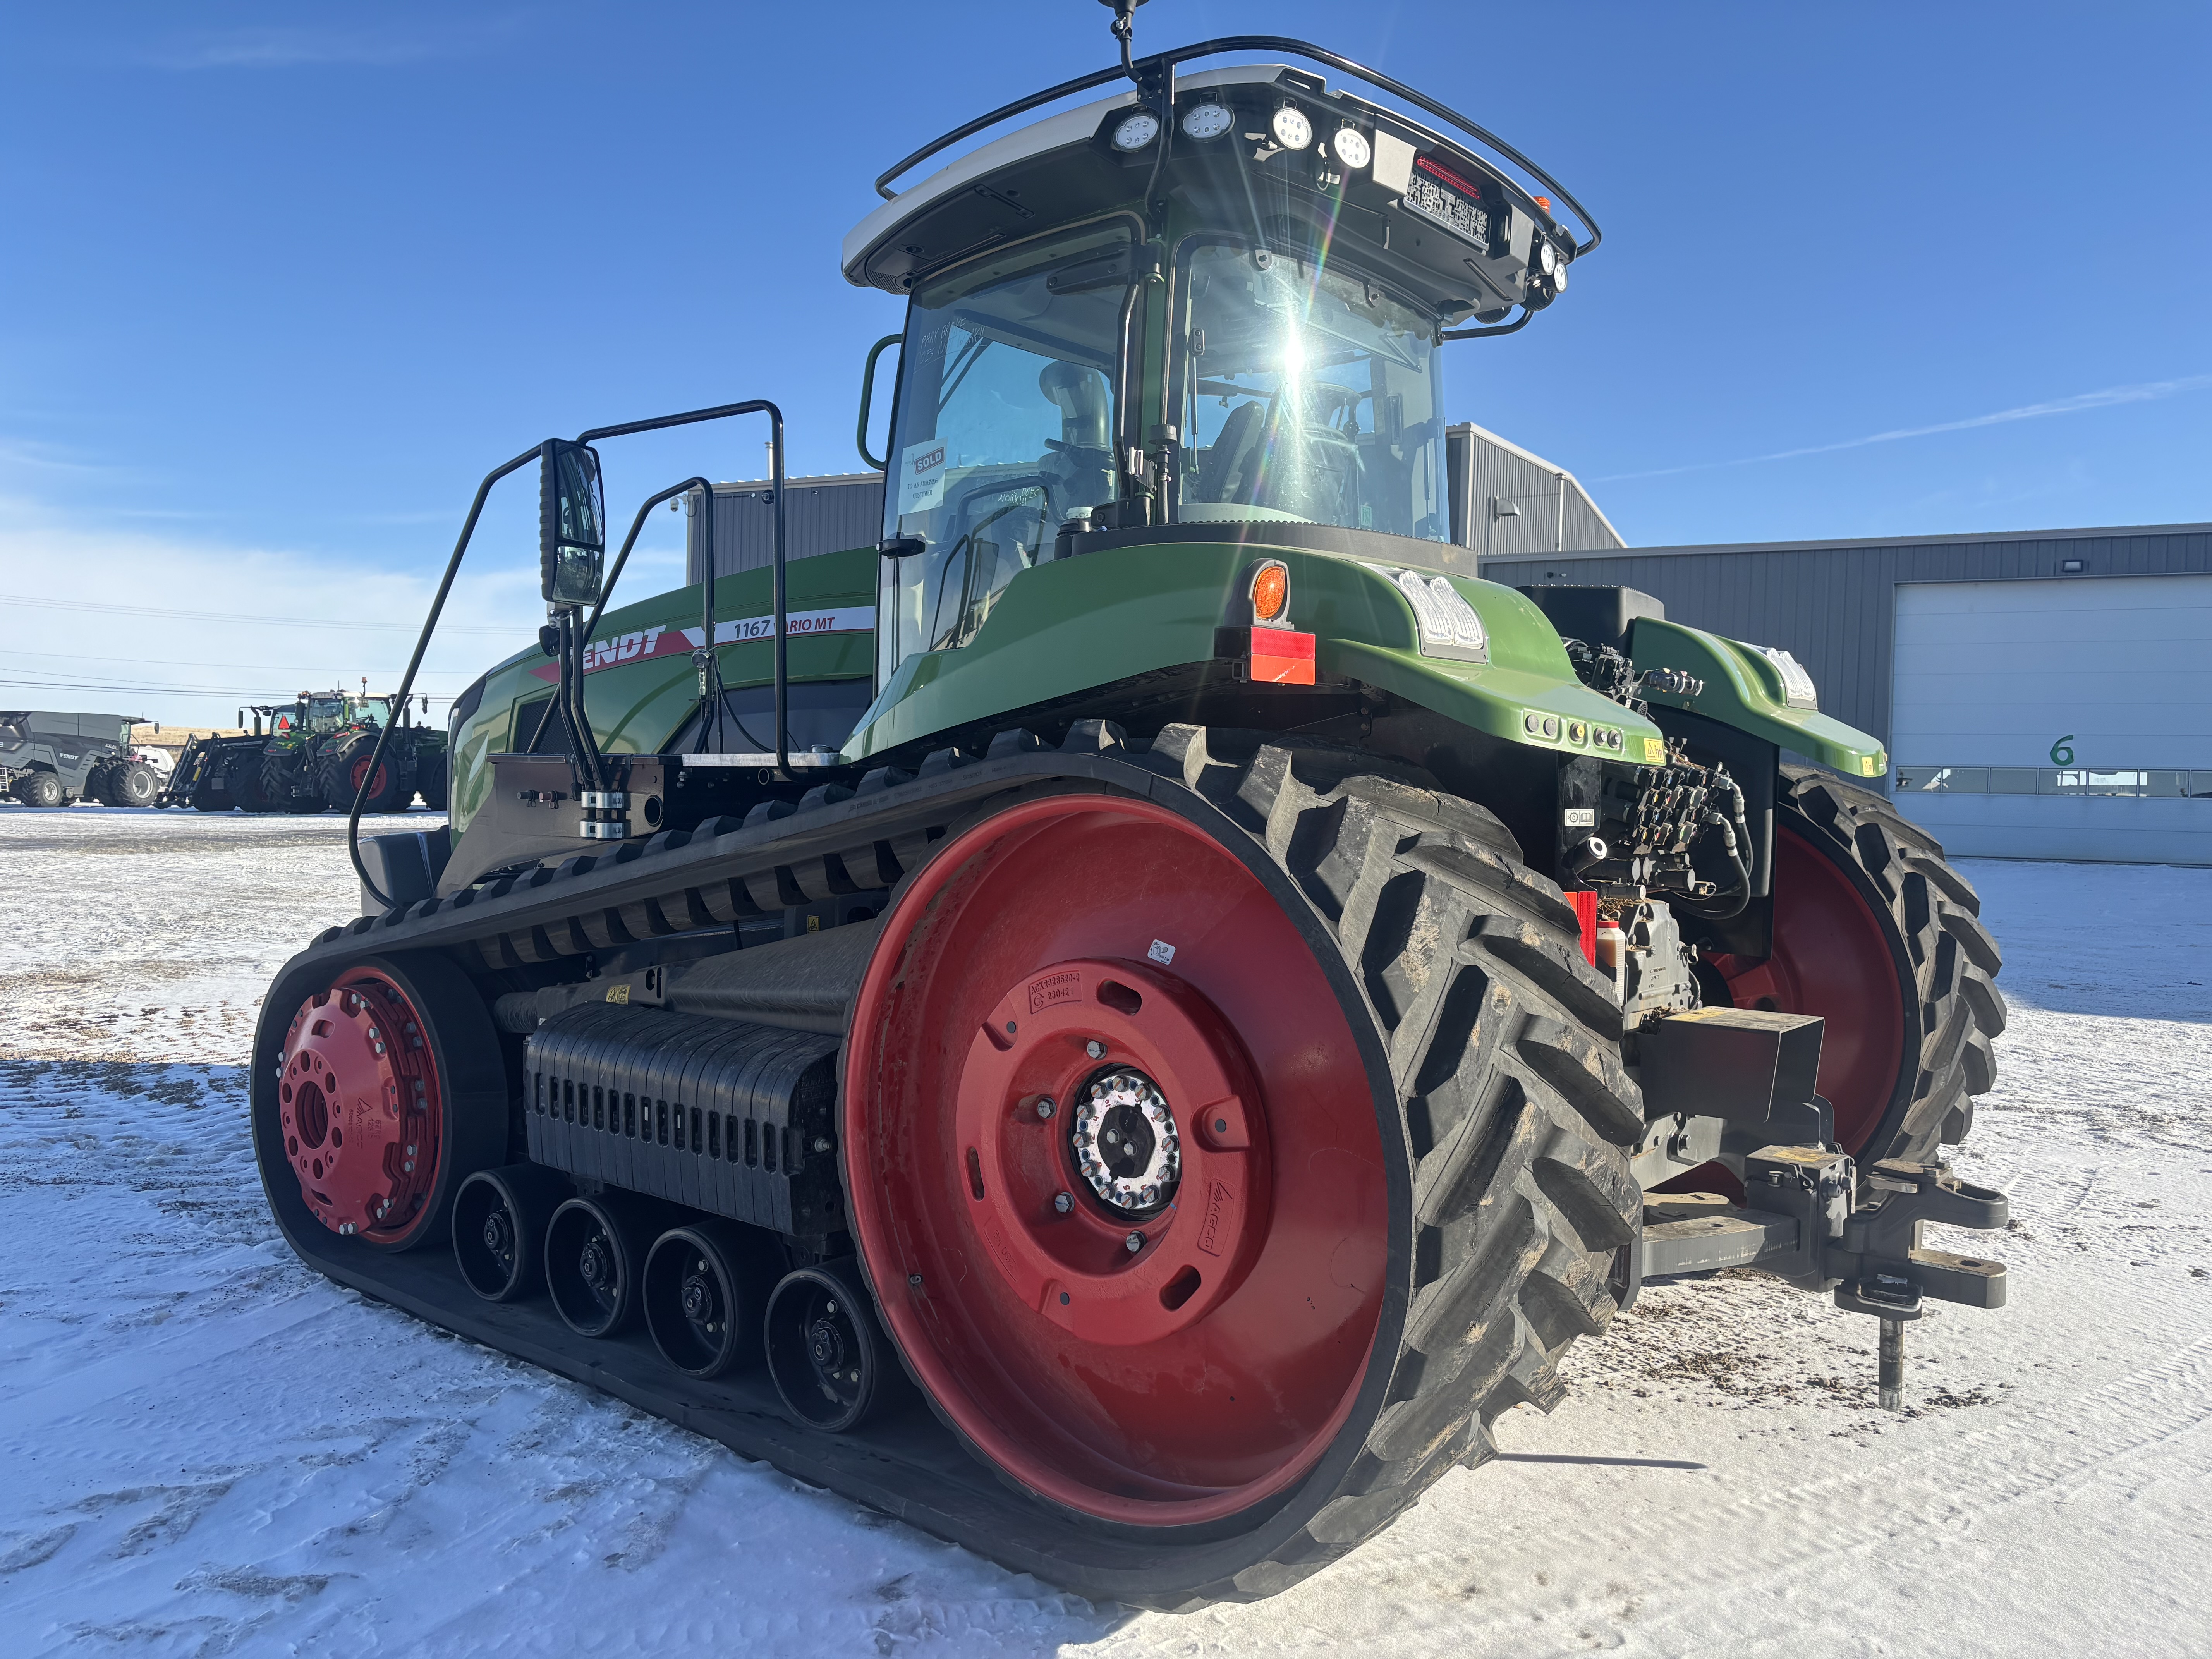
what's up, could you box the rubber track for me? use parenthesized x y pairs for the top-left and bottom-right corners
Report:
(1778, 764), (2008, 1163)
(264, 720), (1643, 1608)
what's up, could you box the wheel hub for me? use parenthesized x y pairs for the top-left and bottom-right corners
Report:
(1070, 1070), (1180, 1213)
(579, 1236), (613, 1291)
(481, 1209), (514, 1267)
(681, 1263), (721, 1329)
(808, 1314), (847, 1374)
(278, 970), (441, 1241)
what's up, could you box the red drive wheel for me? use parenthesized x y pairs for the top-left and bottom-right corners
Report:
(278, 967), (447, 1243)
(351, 754), (392, 801)
(1707, 821), (1905, 1154)
(844, 792), (1385, 1525)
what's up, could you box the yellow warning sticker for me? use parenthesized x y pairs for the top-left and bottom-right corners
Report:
(1642, 737), (1666, 764)
(1860, 754), (1882, 777)
(605, 983), (630, 1004)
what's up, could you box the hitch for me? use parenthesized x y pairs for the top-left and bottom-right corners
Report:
(1639, 1147), (2008, 1411)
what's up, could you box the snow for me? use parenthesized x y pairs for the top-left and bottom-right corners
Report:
(2, 809), (2208, 1656)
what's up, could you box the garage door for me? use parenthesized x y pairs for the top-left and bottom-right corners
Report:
(1888, 574), (2212, 863)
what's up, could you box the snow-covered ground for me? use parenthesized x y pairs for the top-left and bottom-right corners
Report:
(1, 807), (2207, 1656)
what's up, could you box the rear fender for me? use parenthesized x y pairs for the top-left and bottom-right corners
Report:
(1627, 617), (1887, 778)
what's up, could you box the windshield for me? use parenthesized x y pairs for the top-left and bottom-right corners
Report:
(879, 222), (1132, 677)
(1175, 243), (1446, 541)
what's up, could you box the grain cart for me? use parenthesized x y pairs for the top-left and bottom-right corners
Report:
(254, 14), (2009, 1609)
(0, 710), (155, 806)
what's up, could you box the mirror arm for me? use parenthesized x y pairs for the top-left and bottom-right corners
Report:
(856, 334), (902, 471)
(349, 443), (538, 913)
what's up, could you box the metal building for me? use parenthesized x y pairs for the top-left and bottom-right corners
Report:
(687, 472), (886, 584)
(685, 422), (1620, 581)
(1484, 523), (2212, 864)
(1445, 422), (1625, 559)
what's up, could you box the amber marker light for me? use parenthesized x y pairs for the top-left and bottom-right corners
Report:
(1251, 563), (1288, 623)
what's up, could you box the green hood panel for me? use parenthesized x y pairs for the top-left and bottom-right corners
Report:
(1626, 617), (1887, 779)
(847, 541), (1663, 762)
(447, 546), (878, 835)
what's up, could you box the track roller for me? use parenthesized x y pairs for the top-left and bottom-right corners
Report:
(643, 1222), (772, 1378)
(764, 1259), (901, 1432)
(546, 1193), (660, 1338)
(453, 1165), (571, 1302)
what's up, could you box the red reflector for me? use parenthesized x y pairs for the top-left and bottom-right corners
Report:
(1246, 628), (1315, 686)
(1569, 890), (1598, 965)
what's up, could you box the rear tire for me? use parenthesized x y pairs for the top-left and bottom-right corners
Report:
(843, 726), (1642, 1601)
(108, 761), (157, 808)
(1707, 766), (2005, 1163)
(324, 733), (405, 814)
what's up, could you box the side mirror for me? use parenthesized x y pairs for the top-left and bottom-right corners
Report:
(539, 440), (606, 607)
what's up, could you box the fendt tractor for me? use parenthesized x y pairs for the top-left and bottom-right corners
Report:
(163, 689), (444, 814)
(255, 12), (2010, 1608)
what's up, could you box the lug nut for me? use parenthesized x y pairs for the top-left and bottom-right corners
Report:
(1125, 1231), (1144, 1253)
(813, 1136), (832, 1152)
(1035, 1098), (1055, 1120)
(1054, 1192), (1073, 1214)
(1087, 1041), (1106, 1060)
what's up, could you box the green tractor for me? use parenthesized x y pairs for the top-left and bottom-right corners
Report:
(252, 16), (2008, 1609)
(317, 689), (447, 814)
(163, 689), (443, 813)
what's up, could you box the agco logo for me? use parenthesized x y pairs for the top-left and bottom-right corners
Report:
(1198, 1180), (1234, 1256)
(912, 444), (945, 476)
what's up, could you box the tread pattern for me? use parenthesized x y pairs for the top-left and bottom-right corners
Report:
(1142, 725), (1642, 1604)
(1779, 764), (2007, 1162)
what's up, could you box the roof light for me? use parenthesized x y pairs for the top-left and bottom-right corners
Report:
(1270, 106), (1313, 151)
(1112, 110), (1160, 152)
(1537, 241), (1558, 276)
(1331, 127), (1371, 170)
(1181, 101), (1232, 141)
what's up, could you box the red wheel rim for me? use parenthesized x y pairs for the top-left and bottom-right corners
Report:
(1707, 824), (1906, 1154)
(350, 755), (390, 799)
(278, 968), (443, 1240)
(844, 794), (1385, 1525)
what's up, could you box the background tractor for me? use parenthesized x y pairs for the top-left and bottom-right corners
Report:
(161, 689), (443, 813)
(250, 15), (2008, 1611)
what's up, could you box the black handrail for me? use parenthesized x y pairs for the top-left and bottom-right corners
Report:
(872, 34), (1600, 258)
(576, 400), (790, 775)
(348, 444), (537, 912)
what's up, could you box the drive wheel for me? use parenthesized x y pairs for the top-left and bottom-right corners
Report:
(842, 728), (1641, 1600)
(1707, 766), (2006, 1163)
(108, 761), (158, 807)
(326, 733), (404, 813)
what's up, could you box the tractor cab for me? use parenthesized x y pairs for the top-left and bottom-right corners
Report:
(850, 54), (1583, 682)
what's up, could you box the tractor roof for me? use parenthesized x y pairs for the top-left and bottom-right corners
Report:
(844, 44), (1592, 329)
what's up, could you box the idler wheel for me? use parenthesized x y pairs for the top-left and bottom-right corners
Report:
(453, 1165), (571, 1302)
(272, 960), (499, 1250)
(764, 1260), (901, 1432)
(644, 1222), (772, 1378)
(546, 1194), (659, 1338)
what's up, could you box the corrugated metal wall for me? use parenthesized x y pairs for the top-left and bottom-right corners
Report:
(687, 472), (884, 584)
(1480, 523), (2212, 749)
(1447, 422), (1624, 558)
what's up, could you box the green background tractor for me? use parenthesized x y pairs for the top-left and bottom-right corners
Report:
(250, 22), (2007, 1611)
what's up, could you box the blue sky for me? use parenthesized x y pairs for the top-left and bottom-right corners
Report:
(4, 2), (2208, 725)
